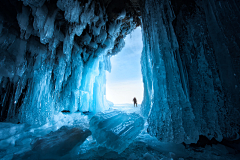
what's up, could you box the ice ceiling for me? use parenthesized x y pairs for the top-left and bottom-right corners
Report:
(0, 0), (140, 125)
(0, 0), (240, 147)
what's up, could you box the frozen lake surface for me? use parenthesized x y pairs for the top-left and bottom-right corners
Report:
(0, 104), (239, 160)
(110, 104), (141, 113)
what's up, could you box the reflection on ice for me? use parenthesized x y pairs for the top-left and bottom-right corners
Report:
(13, 126), (91, 160)
(1, 105), (239, 160)
(0, 112), (89, 159)
(0, 123), (27, 140)
(109, 103), (141, 114)
(89, 110), (144, 153)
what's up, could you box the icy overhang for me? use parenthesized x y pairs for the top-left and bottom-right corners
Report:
(0, 0), (141, 124)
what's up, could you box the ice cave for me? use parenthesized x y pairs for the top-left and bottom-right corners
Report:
(0, 0), (240, 159)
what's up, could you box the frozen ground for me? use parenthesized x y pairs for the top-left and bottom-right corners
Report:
(110, 104), (141, 114)
(0, 104), (240, 160)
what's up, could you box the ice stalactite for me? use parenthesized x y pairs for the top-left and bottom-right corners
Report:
(140, 0), (240, 144)
(2, 0), (239, 147)
(0, 0), (140, 125)
(140, 0), (198, 144)
(171, 0), (240, 141)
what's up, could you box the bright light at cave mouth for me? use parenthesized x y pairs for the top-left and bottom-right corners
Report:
(106, 27), (143, 105)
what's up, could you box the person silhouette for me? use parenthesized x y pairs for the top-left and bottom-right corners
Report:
(133, 97), (137, 107)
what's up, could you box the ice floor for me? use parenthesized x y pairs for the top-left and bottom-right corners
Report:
(110, 104), (141, 113)
(0, 104), (240, 160)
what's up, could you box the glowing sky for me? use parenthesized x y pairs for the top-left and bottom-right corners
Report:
(106, 27), (143, 104)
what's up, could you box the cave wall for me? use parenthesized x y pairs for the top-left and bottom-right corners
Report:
(1, 0), (239, 145)
(140, 0), (240, 143)
(0, 0), (140, 125)
(172, 0), (240, 141)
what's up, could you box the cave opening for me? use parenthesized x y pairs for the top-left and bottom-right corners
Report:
(106, 27), (143, 111)
(0, 0), (240, 159)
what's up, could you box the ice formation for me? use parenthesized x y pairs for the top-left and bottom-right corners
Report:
(89, 111), (144, 153)
(140, 0), (240, 144)
(140, 0), (198, 144)
(0, 112), (90, 159)
(0, 0), (240, 159)
(13, 126), (91, 159)
(0, 123), (27, 140)
(0, 0), (140, 125)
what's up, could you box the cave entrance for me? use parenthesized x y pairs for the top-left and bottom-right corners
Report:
(106, 27), (143, 112)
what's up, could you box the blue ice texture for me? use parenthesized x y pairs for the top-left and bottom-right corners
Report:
(89, 110), (144, 153)
(0, 0), (136, 126)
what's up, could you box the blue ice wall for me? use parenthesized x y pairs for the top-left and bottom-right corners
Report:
(0, 0), (139, 125)
(140, 0), (240, 144)
(140, 0), (198, 144)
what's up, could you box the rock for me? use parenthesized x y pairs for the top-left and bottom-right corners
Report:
(61, 110), (71, 113)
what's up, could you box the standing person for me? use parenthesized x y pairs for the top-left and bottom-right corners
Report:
(133, 97), (137, 107)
